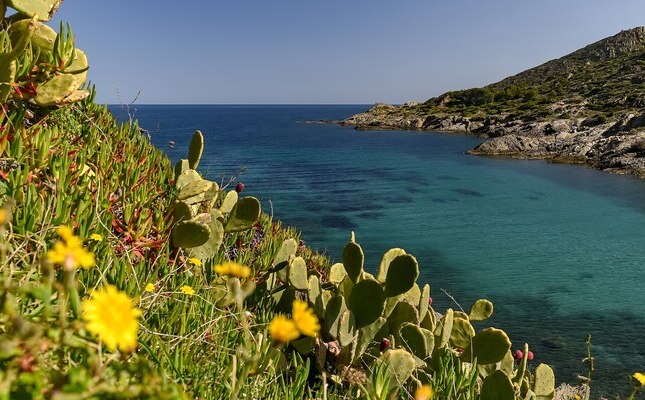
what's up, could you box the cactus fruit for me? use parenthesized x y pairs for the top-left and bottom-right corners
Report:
(235, 182), (245, 193)
(224, 196), (261, 233)
(481, 370), (515, 400)
(384, 254), (419, 297)
(7, 0), (62, 21)
(514, 349), (524, 360)
(188, 130), (204, 169)
(469, 299), (494, 321)
(171, 220), (210, 248)
(528, 351), (535, 361)
(377, 248), (406, 283)
(342, 235), (364, 283)
(377, 349), (416, 388)
(380, 338), (390, 352)
(347, 278), (385, 328)
(460, 327), (512, 365)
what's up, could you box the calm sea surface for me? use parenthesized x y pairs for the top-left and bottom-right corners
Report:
(111, 105), (645, 394)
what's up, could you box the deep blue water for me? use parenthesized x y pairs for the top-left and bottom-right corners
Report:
(111, 105), (645, 394)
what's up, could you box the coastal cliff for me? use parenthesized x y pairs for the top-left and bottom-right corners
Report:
(339, 27), (645, 177)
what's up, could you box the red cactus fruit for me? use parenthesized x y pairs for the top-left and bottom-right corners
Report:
(380, 338), (391, 352)
(428, 297), (433, 306)
(235, 182), (245, 193)
(513, 349), (523, 360)
(527, 351), (534, 361)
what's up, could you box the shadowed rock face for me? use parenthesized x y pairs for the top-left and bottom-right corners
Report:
(337, 27), (645, 178)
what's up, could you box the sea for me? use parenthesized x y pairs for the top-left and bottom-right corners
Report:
(110, 104), (645, 395)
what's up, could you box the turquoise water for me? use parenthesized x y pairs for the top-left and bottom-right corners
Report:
(112, 105), (645, 394)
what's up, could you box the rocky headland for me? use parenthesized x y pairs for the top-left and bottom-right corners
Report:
(337, 27), (645, 178)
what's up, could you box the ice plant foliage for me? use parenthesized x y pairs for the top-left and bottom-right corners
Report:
(214, 261), (251, 279)
(46, 226), (95, 270)
(82, 285), (141, 352)
(268, 315), (299, 344)
(292, 299), (320, 337)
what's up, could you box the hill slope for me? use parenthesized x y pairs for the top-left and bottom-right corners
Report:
(341, 27), (645, 177)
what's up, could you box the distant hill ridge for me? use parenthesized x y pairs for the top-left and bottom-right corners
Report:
(494, 26), (645, 88)
(340, 27), (645, 178)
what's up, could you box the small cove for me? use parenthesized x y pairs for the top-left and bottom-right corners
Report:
(112, 104), (645, 394)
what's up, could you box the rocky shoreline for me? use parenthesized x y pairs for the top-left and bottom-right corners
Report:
(334, 103), (645, 178)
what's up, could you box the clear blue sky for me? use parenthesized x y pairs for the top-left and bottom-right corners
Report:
(51, 0), (645, 104)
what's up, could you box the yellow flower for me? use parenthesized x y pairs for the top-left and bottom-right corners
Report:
(214, 261), (251, 278)
(292, 299), (320, 337)
(144, 283), (155, 293)
(180, 285), (195, 295)
(415, 384), (434, 400)
(82, 285), (141, 352)
(0, 209), (7, 225)
(634, 372), (645, 386)
(269, 315), (300, 343)
(90, 233), (104, 242)
(187, 257), (202, 267)
(46, 226), (95, 270)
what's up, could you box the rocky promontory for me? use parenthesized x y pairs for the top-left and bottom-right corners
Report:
(337, 27), (645, 178)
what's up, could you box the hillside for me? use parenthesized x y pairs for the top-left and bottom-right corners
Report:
(340, 27), (645, 177)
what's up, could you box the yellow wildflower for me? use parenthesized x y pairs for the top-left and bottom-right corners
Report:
(46, 226), (95, 270)
(144, 283), (155, 293)
(82, 285), (141, 352)
(292, 299), (320, 337)
(415, 384), (434, 400)
(0, 209), (7, 225)
(90, 233), (104, 242)
(187, 257), (202, 266)
(180, 285), (195, 295)
(634, 372), (645, 386)
(268, 315), (300, 343)
(214, 261), (251, 278)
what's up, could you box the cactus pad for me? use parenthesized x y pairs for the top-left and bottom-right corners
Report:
(435, 308), (454, 349)
(384, 254), (419, 297)
(450, 317), (475, 349)
(377, 248), (406, 282)
(174, 159), (190, 180)
(342, 239), (364, 283)
(171, 220), (210, 248)
(399, 323), (428, 359)
(481, 370), (515, 400)
(288, 257), (308, 290)
(419, 284), (431, 320)
(347, 278), (385, 329)
(325, 295), (347, 339)
(387, 301), (418, 342)
(377, 349), (416, 388)
(469, 299), (494, 321)
(219, 190), (238, 213)
(329, 263), (347, 284)
(178, 179), (215, 201)
(460, 327), (512, 365)
(176, 169), (201, 190)
(172, 201), (193, 223)
(225, 196), (261, 233)
(338, 309), (357, 347)
(533, 364), (555, 398)
(7, 0), (62, 21)
(188, 130), (204, 169)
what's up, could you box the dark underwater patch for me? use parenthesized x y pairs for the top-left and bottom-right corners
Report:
(452, 188), (484, 197)
(320, 215), (357, 229)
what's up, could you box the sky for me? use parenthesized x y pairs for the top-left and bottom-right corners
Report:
(49, 0), (645, 105)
